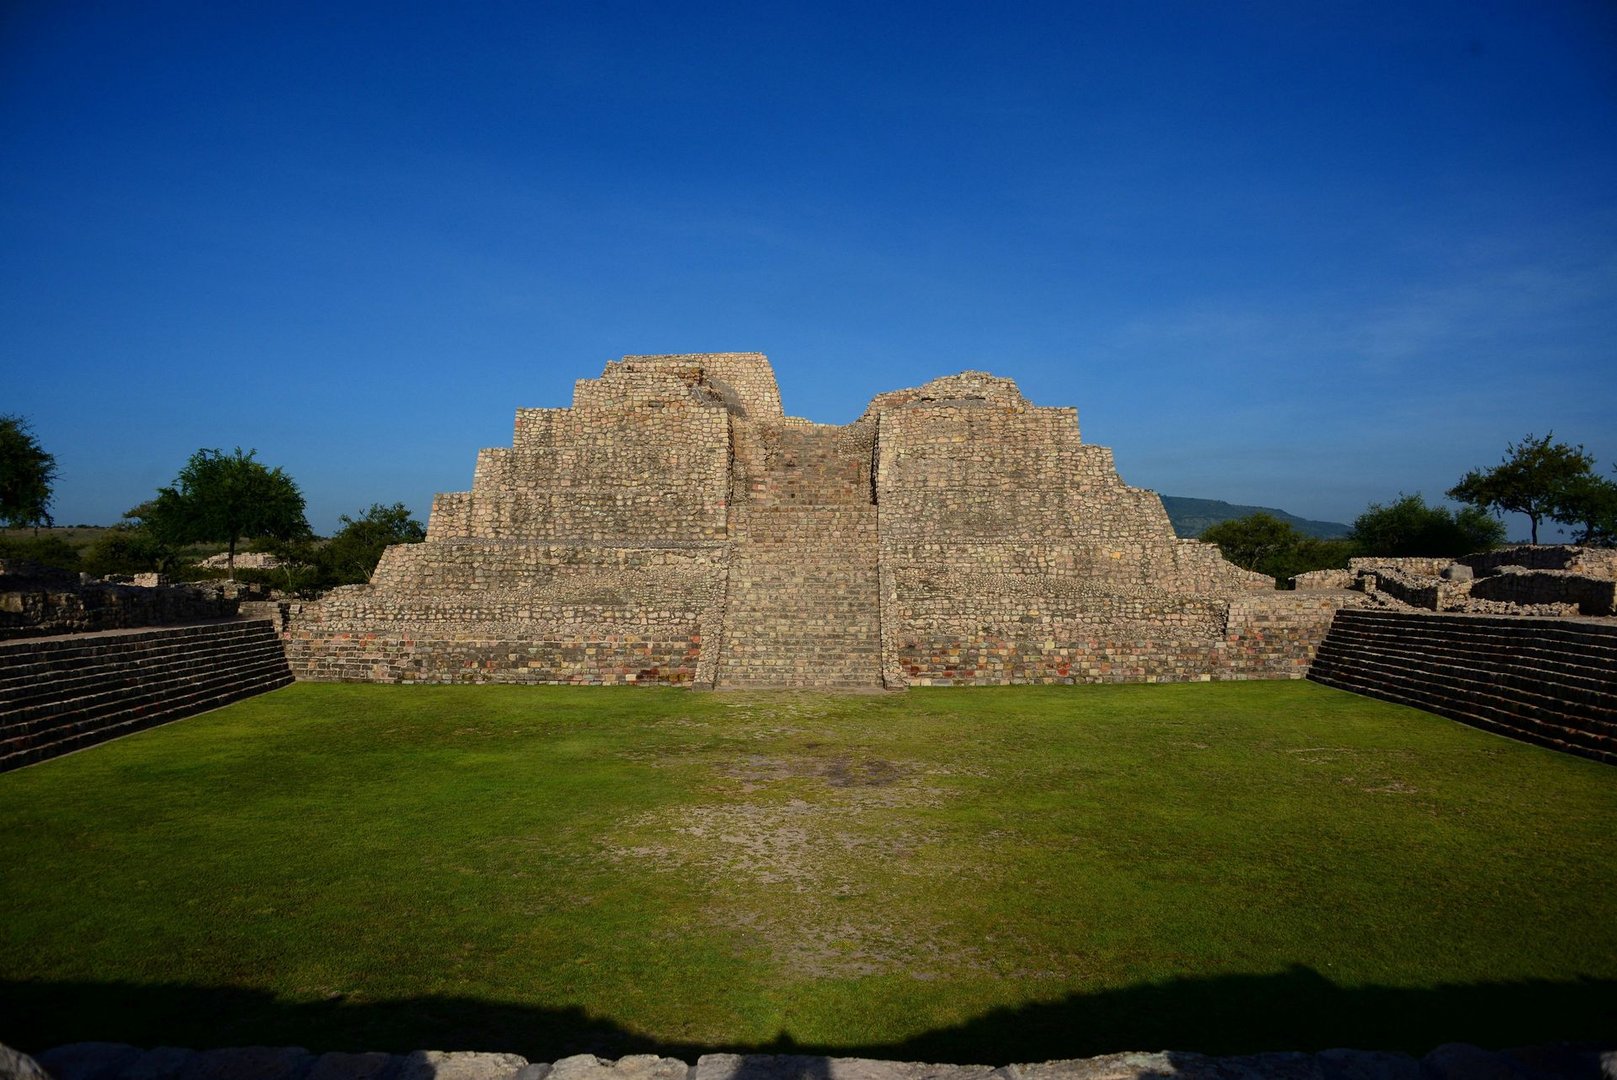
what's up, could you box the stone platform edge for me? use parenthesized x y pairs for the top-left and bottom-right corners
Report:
(10, 1042), (1616, 1080)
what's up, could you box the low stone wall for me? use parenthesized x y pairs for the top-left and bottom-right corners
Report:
(1290, 569), (1355, 591)
(22, 1042), (1613, 1080)
(0, 560), (240, 641)
(1348, 556), (1449, 577)
(1469, 567), (1617, 616)
(283, 543), (727, 686)
(895, 591), (1359, 686)
(1462, 545), (1617, 579)
(1354, 567), (1474, 612)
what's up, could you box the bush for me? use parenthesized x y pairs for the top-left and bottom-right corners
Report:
(0, 534), (81, 573)
(1200, 514), (1354, 587)
(1350, 494), (1505, 558)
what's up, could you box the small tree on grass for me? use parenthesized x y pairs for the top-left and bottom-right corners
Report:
(142, 448), (309, 577)
(1448, 433), (1597, 544)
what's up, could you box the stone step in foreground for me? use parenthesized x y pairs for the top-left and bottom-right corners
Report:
(15, 1043), (1615, 1080)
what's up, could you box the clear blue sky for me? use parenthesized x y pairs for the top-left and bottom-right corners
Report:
(5, 1), (1615, 539)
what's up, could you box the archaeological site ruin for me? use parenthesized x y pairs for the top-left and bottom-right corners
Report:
(5, 351), (1612, 772)
(281, 352), (1353, 689)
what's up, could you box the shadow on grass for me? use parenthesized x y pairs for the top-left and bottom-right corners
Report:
(5, 967), (1615, 1062)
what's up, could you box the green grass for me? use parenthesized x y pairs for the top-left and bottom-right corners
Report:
(2, 681), (1614, 1060)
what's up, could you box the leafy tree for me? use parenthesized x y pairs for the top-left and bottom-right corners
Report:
(1201, 512), (1354, 587)
(0, 414), (59, 530)
(1550, 468), (1617, 546)
(1448, 433), (1596, 544)
(319, 502), (426, 585)
(252, 502), (427, 596)
(1349, 494), (1505, 557)
(141, 448), (309, 577)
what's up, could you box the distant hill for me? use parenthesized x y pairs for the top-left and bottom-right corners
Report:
(1160, 496), (1351, 540)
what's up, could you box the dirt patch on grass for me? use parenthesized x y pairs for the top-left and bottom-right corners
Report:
(603, 699), (996, 978)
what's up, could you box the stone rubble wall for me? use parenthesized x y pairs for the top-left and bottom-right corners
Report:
(868, 385), (1291, 687)
(0, 560), (241, 641)
(1348, 556), (1450, 577)
(617, 352), (784, 419)
(1468, 567), (1617, 616)
(284, 543), (725, 685)
(24, 1042), (1615, 1080)
(1291, 569), (1356, 591)
(450, 375), (731, 544)
(1462, 544), (1617, 579)
(285, 354), (1333, 689)
(1321, 551), (1615, 618)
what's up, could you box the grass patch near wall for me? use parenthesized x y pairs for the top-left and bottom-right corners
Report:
(2, 681), (1613, 1060)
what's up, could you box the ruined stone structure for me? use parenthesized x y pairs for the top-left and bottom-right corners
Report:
(0, 559), (243, 640)
(286, 354), (1356, 688)
(1294, 546), (1617, 617)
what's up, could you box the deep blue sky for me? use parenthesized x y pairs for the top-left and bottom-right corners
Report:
(5, 1), (1615, 538)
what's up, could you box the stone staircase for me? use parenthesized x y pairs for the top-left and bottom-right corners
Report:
(717, 505), (884, 689)
(0, 620), (294, 772)
(1307, 608), (1617, 765)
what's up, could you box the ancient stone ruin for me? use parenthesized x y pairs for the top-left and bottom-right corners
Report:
(285, 353), (1356, 688)
(1295, 546), (1617, 618)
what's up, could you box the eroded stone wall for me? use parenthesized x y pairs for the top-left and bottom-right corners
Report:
(0, 560), (241, 640)
(286, 353), (1347, 687)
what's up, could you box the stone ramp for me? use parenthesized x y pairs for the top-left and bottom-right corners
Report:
(0, 619), (293, 772)
(1307, 608), (1617, 765)
(717, 505), (884, 689)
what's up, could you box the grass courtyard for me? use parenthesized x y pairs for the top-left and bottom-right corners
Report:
(1, 680), (1613, 1061)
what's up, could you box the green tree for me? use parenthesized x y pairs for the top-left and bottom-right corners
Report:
(318, 502), (426, 585)
(1201, 512), (1353, 587)
(141, 448), (309, 577)
(1550, 469), (1617, 546)
(0, 414), (59, 530)
(1349, 494), (1505, 557)
(1448, 433), (1596, 544)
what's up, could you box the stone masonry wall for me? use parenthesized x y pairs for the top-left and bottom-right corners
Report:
(868, 380), (1284, 687)
(1463, 544), (1617, 579)
(285, 354), (1339, 688)
(0, 560), (240, 640)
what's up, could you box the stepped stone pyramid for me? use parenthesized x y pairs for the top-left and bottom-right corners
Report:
(286, 353), (1353, 687)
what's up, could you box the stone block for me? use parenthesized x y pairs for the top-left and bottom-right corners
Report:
(34, 1043), (142, 1080)
(394, 1050), (531, 1080)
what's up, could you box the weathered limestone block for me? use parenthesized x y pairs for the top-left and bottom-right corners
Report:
(394, 1050), (531, 1080)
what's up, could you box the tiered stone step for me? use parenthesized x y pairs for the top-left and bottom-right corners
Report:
(1307, 608), (1617, 765)
(0, 620), (294, 772)
(718, 505), (884, 689)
